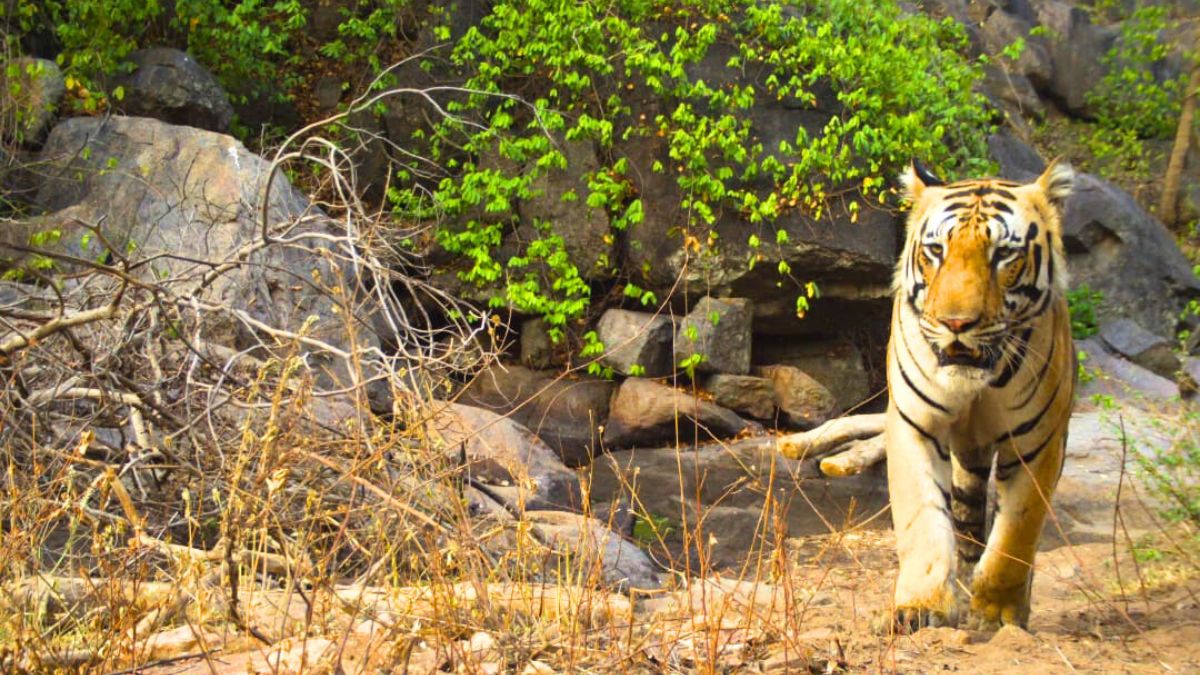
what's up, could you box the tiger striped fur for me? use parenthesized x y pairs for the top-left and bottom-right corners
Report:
(884, 160), (1076, 631)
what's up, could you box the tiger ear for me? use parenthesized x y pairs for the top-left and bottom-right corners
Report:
(1036, 158), (1075, 210)
(899, 159), (944, 201)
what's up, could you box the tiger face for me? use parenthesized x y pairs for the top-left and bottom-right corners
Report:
(897, 161), (1074, 381)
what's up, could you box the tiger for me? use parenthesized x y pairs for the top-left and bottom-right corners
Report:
(883, 159), (1076, 632)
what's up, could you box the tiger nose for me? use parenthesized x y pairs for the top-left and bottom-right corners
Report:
(940, 316), (979, 333)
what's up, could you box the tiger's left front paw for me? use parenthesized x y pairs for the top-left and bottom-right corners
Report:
(968, 581), (1030, 630)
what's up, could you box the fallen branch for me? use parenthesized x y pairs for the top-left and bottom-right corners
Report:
(0, 302), (118, 357)
(818, 434), (886, 477)
(776, 413), (885, 461)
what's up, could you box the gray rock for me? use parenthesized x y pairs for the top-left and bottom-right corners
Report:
(1076, 337), (1179, 403)
(674, 297), (753, 376)
(752, 337), (872, 412)
(426, 401), (582, 511)
(758, 364), (838, 429)
(1034, 0), (1117, 117)
(112, 48), (234, 132)
(603, 378), (754, 449)
(0, 57), (64, 142)
(1062, 173), (1200, 338)
(458, 364), (614, 466)
(979, 10), (1051, 86)
(596, 309), (674, 377)
(987, 131), (1045, 181)
(31, 116), (383, 396)
(706, 374), (776, 420)
(526, 510), (661, 591)
(1098, 318), (1180, 378)
(980, 66), (1045, 121)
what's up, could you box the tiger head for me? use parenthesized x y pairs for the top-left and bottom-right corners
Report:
(897, 160), (1074, 377)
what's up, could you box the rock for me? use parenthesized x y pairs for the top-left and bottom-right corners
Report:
(1076, 337), (1179, 404)
(458, 364), (615, 465)
(602, 378), (754, 449)
(519, 318), (557, 369)
(1098, 318), (1180, 378)
(526, 510), (662, 591)
(32, 116), (384, 396)
(426, 401), (582, 511)
(705, 374), (776, 420)
(979, 10), (1051, 86)
(674, 297), (753, 376)
(591, 437), (889, 568)
(313, 75), (345, 113)
(1034, 0), (1117, 117)
(753, 337), (872, 412)
(1062, 172), (1200, 338)
(758, 365), (838, 429)
(980, 66), (1045, 121)
(112, 48), (234, 132)
(1, 57), (64, 143)
(596, 309), (675, 377)
(987, 131), (1045, 180)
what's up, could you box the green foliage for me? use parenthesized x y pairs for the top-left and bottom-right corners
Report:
(1131, 411), (1200, 528)
(0, 0), (412, 108)
(632, 513), (674, 546)
(1084, 6), (1187, 173)
(394, 0), (991, 339)
(1067, 284), (1103, 339)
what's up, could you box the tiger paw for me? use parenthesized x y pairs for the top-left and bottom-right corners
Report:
(968, 582), (1030, 630)
(876, 585), (960, 634)
(873, 604), (960, 635)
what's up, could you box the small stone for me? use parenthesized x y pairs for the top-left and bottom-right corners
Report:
(705, 374), (775, 419)
(674, 297), (753, 376)
(1099, 318), (1180, 378)
(758, 365), (837, 429)
(596, 309), (675, 377)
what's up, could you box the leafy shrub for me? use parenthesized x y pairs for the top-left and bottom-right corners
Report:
(392, 0), (993, 336)
(0, 0), (411, 107)
(1083, 6), (1187, 172)
(1068, 284), (1104, 339)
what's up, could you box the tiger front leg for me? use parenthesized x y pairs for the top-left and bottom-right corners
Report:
(969, 427), (1066, 630)
(882, 405), (958, 632)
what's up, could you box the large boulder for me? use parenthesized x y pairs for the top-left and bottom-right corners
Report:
(28, 116), (384, 394)
(425, 401), (582, 511)
(979, 9), (1052, 87)
(112, 48), (234, 132)
(674, 297), (753, 376)
(602, 378), (755, 449)
(1, 57), (64, 143)
(1060, 172), (1200, 338)
(596, 309), (675, 377)
(1033, 0), (1117, 117)
(458, 364), (615, 466)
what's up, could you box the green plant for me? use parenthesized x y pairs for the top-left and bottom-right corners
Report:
(1083, 6), (1187, 173)
(392, 0), (992, 335)
(1067, 284), (1103, 339)
(1129, 410), (1200, 527)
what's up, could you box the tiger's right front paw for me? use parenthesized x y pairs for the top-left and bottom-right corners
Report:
(875, 585), (960, 634)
